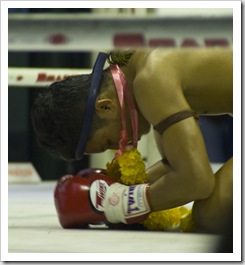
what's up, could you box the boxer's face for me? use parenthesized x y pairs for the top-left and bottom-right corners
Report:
(83, 96), (123, 154)
(84, 120), (121, 154)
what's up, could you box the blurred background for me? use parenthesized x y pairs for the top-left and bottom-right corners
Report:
(8, 8), (233, 181)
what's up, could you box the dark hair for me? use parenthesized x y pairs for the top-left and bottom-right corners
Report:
(31, 71), (109, 161)
(107, 50), (134, 67)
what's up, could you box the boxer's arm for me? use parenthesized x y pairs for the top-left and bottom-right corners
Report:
(146, 159), (171, 184)
(133, 58), (215, 212)
(149, 117), (215, 211)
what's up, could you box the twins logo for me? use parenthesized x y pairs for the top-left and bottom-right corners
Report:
(89, 180), (108, 212)
(127, 185), (140, 214)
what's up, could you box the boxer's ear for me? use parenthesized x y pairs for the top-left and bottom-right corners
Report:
(95, 99), (117, 119)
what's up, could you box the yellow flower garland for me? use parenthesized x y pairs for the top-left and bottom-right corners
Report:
(106, 148), (195, 232)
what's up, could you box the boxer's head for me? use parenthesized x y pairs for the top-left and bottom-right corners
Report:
(31, 51), (135, 161)
(31, 70), (110, 160)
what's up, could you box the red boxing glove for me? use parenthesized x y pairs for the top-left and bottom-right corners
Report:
(54, 168), (115, 228)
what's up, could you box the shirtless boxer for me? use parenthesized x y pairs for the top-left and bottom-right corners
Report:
(32, 48), (233, 233)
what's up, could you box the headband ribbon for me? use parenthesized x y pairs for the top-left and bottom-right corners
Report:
(75, 52), (108, 160)
(110, 64), (138, 159)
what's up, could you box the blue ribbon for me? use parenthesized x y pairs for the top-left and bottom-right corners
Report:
(75, 52), (108, 160)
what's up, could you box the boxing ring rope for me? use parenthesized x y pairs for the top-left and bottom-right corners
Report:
(8, 67), (91, 87)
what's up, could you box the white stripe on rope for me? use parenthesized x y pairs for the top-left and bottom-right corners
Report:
(8, 67), (91, 87)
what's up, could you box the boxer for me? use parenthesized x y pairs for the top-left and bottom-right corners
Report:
(32, 48), (233, 233)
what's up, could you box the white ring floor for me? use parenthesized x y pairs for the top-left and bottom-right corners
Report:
(8, 181), (223, 257)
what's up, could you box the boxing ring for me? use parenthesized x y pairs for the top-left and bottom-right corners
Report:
(5, 6), (242, 262)
(7, 68), (233, 258)
(7, 67), (225, 257)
